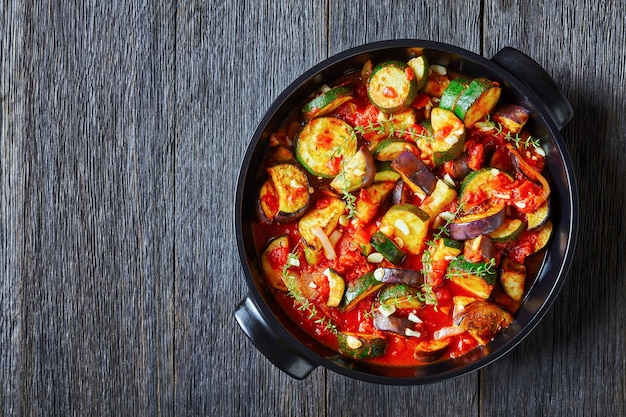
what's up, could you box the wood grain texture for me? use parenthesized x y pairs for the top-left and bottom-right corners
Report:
(3, 1), (176, 415)
(1, 0), (26, 415)
(1, 0), (624, 416)
(173, 1), (329, 415)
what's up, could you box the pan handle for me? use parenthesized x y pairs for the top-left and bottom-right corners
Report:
(235, 297), (317, 379)
(491, 47), (573, 130)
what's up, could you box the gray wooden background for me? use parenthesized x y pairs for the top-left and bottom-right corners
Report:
(1, 1), (624, 416)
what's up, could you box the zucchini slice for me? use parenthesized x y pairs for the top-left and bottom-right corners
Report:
(379, 204), (430, 255)
(499, 257), (527, 302)
(257, 179), (279, 222)
(370, 231), (406, 265)
(337, 332), (387, 359)
(297, 196), (346, 249)
(420, 179), (458, 219)
(295, 117), (357, 178)
(525, 200), (550, 231)
(459, 167), (514, 207)
(487, 218), (526, 242)
(323, 268), (346, 307)
(431, 237), (463, 262)
(260, 235), (291, 291)
(429, 107), (466, 165)
(439, 76), (470, 111)
(373, 161), (402, 183)
(446, 257), (497, 299)
(454, 78), (502, 128)
(407, 55), (429, 92)
(367, 60), (418, 114)
(341, 271), (386, 312)
(266, 163), (311, 222)
(378, 284), (423, 309)
(330, 146), (376, 193)
(529, 219), (553, 254)
(373, 138), (420, 162)
(302, 84), (354, 121)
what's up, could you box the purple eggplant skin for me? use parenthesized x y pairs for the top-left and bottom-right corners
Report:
(391, 180), (412, 205)
(448, 152), (472, 181)
(274, 202), (311, 223)
(373, 312), (414, 336)
(464, 234), (496, 263)
(391, 151), (437, 195)
(375, 267), (424, 285)
(492, 104), (530, 134)
(448, 205), (505, 241)
(414, 339), (450, 362)
(453, 300), (513, 345)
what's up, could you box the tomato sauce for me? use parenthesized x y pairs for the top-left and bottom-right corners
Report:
(252, 56), (552, 368)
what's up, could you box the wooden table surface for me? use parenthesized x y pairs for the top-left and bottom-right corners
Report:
(2, 1), (624, 416)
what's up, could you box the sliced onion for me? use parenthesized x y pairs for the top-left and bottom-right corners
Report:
(329, 229), (343, 247)
(433, 325), (465, 340)
(311, 226), (337, 260)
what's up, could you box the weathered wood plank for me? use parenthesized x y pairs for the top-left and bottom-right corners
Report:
(482, 1), (626, 416)
(173, 1), (329, 415)
(6, 1), (177, 415)
(1, 0), (26, 415)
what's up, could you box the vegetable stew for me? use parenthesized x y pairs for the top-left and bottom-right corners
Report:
(252, 53), (553, 366)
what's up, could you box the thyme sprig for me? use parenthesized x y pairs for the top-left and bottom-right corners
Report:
(445, 257), (497, 280)
(281, 248), (338, 334)
(421, 204), (464, 277)
(353, 120), (432, 142)
(333, 133), (360, 219)
(480, 116), (541, 149)
(419, 204), (466, 308)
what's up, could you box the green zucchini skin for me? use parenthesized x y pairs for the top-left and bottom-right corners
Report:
(302, 84), (354, 120)
(525, 200), (550, 230)
(379, 204), (431, 255)
(295, 116), (357, 178)
(367, 60), (418, 114)
(487, 218), (526, 242)
(370, 231), (406, 265)
(337, 332), (387, 359)
(459, 167), (513, 205)
(265, 163), (311, 222)
(453, 78), (502, 127)
(429, 107), (466, 166)
(439, 76), (470, 111)
(341, 271), (386, 312)
(330, 145), (376, 193)
(378, 284), (423, 309)
(447, 257), (496, 299)
(407, 55), (429, 91)
(374, 139), (420, 162)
